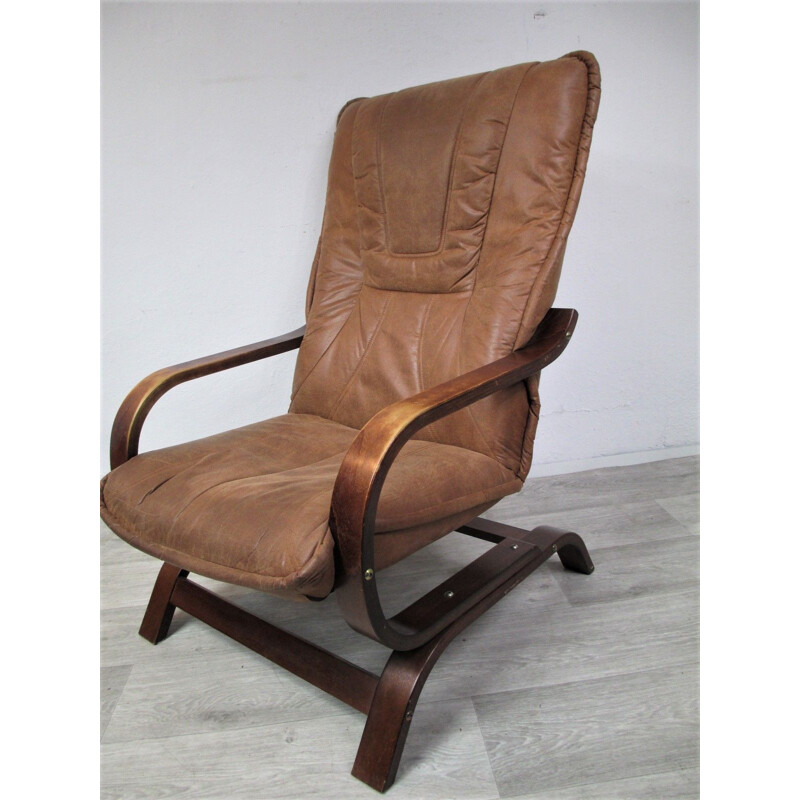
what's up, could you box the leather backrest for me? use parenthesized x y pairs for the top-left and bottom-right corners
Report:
(290, 52), (600, 479)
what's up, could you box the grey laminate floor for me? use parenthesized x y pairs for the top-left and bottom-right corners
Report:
(101, 456), (699, 800)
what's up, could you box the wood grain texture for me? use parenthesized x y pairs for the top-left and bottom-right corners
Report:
(499, 456), (699, 516)
(411, 588), (698, 705)
(656, 493), (700, 535)
(101, 456), (699, 798)
(330, 308), (579, 650)
(100, 664), (132, 739)
(102, 697), (498, 800)
(102, 647), (354, 744)
(503, 767), (699, 799)
(473, 663), (699, 797)
(109, 325), (305, 469)
(139, 562), (188, 644)
(550, 535), (699, 606)
(488, 497), (691, 549)
(170, 576), (380, 715)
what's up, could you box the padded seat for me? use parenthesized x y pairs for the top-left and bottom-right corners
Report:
(101, 412), (522, 599)
(100, 53), (601, 791)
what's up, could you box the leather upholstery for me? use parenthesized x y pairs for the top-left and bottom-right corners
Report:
(101, 53), (600, 600)
(101, 413), (518, 597)
(292, 53), (600, 478)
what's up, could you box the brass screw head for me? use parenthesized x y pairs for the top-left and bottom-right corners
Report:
(444, 590), (454, 599)
(364, 568), (374, 581)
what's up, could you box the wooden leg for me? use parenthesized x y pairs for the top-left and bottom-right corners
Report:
(351, 636), (442, 791)
(352, 521), (594, 792)
(170, 577), (379, 714)
(138, 562), (189, 644)
(133, 518), (593, 792)
(556, 534), (595, 574)
(528, 525), (595, 575)
(460, 519), (594, 575)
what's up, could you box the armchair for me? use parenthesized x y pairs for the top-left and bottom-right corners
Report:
(102, 51), (601, 792)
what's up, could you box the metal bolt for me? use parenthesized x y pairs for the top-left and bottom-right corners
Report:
(552, 544), (558, 552)
(364, 568), (374, 581)
(405, 711), (413, 721)
(565, 331), (572, 338)
(444, 590), (454, 599)
(511, 544), (519, 550)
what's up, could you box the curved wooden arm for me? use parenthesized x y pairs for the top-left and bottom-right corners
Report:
(109, 326), (305, 470)
(330, 308), (578, 651)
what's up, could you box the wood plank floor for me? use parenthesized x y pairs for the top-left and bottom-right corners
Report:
(100, 455), (699, 799)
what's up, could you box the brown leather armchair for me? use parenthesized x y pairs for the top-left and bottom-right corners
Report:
(101, 51), (601, 792)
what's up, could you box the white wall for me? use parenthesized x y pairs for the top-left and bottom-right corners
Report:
(102, 1), (699, 475)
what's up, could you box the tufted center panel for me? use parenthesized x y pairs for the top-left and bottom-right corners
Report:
(291, 53), (600, 477)
(101, 53), (601, 602)
(379, 72), (481, 255)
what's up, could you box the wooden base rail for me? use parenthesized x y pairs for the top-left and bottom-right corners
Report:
(138, 517), (593, 793)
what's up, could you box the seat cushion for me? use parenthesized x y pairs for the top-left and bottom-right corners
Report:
(100, 413), (522, 599)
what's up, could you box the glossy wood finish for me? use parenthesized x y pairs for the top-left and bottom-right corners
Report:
(137, 514), (593, 792)
(138, 562), (188, 644)
(109, 311), (597, 792)
(331, 308), (579, 651)
(460, 518), (595, 575)
(109, 325), (305, 469)
(352, 524), (592, 792)
(170, 575), (379, 715)
(102, 457), (699, 799)
(111, 311), (578, 651)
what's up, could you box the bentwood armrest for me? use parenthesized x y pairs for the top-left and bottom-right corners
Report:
(330, 307), (578, 650)
(103, 54), (602, 794)
(110, 326), (306, 470)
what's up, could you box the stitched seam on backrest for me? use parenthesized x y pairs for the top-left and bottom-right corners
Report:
(456, 62), (540, 468)
(291, 99), (368, 406)
(304, 233), (323, 318)
(326, 290), (393, 420)
(512, 52), (600, 479)
(462, 61), (539, 332)
(296, 57), (599, 467)
(380, 71), (489, 258)
(511, 53), (598, 350)
(290, 276), (365, 405)
(352, 93), (390, 259)
(456, 303), (497, 461)
(415, 295), (435, 395)
(374, 94), (390, 244)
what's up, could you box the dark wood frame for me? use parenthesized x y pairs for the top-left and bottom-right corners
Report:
(110, 307), (593, 792)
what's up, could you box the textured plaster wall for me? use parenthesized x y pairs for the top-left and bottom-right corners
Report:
(101, 1), (699, 475)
